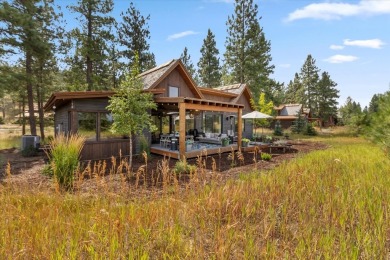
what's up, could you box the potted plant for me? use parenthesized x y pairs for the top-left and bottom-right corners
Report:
(221, 136), (230, 147)
(241, 138), (250, 147)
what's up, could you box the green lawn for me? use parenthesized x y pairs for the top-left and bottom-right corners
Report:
(0, 135), (389, 258)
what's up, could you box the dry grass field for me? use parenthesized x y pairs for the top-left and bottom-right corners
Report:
(0, 128), (389, 258)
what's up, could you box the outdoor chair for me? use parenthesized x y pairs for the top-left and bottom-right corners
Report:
(160, 135), (170, 148)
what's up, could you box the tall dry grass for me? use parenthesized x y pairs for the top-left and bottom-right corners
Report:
(0, 137), (389, 258)
(46, 133), (85, 191)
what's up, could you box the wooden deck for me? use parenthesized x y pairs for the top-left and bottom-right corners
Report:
(150, 143), (238, 159)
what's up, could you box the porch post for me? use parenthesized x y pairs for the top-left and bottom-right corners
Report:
(237, 108), (242, 149)
(179, 102), (186, 159)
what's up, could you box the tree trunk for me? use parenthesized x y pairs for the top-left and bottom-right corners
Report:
(21, 99), (26, 135)
(86, 3), (93, 91)
(37, 82), (45, 140)
(26, 50), (37, 135)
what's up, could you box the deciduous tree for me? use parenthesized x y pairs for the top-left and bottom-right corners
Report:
(107, 55), (156, 170)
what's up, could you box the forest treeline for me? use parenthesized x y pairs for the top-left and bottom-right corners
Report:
(0, 0), (387, 151)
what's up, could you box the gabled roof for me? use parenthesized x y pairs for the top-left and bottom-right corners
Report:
(274, 103), (301, 110)
(139, 59), (203, 99)
(275, 104), (302, 117)
(214, 83), (255, 109)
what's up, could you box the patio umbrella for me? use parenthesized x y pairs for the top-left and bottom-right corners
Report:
(242, 111), (273, 135)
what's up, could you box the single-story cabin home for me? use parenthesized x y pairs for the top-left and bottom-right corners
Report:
(274, 104), (312, 129)
(44, 59), (255, 160)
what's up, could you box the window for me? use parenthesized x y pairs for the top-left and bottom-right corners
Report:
(168, 86), (179, 97)
(203, 113), (222, 133)
(100, 113), (122, 139)
(77, 112), (97, 140)
(77, 112), (122, 141)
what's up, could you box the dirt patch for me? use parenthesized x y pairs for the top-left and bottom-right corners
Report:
(0, 141), (328, 194)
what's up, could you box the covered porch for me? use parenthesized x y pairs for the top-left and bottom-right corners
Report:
(150, 97), (243, 159)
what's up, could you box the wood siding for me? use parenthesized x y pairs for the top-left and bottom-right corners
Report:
(156, 68), (196, 98)
(54, 103), (71, 135)
(74, 98), (109, 112)
(81, 139), (130, 161)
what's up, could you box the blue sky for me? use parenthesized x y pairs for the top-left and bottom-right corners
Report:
(63, 0), (390, 108)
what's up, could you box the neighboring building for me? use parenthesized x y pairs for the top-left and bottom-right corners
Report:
(274, 104), (311, 129)
(44, 59), (255, 160)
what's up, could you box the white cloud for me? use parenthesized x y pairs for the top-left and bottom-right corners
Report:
(325, 55), (358, 64)
(279, 63), (291, 68)
(285, 0), (390, 22)
(344, 39), (385, 49)
(167, 31), (199, 41)
(330, 44), (345, 50)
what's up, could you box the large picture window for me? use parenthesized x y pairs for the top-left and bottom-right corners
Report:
(77, 112), (122, 141)
(203, 113), (222, 133)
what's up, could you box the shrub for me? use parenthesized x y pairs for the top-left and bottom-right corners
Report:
(0, 116), (4, 124)
(46, 133), (85, 191)
(274, 120), (283, 136)
(261, 152), (272, 161)
(139, 134), (150, 156)
(173, 159), (197, 174)
(304, 123), (317, 136)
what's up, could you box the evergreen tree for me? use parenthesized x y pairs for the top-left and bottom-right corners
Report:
(67, 0), (116, 91)
(367, 92), (390, 156)
(180, 47), (198, 82)
(224, 0), (276, 101)
(273, 120), (283, 136)
(197, 29), (221, 87)
(285, 73), (305, 104)
(118, 2), (156, 73)
(299, 54), (320, 114)
(0, 0), (60, 136)
(368, 94), (381, 113)
(316, 71), (339, 126)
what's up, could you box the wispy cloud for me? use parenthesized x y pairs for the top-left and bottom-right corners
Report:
(279, 63), (291, 68)
(167, 31), (199, 41)
(344, 39), (385, 49)
(330, 44), (345, 50)
(325, 55), (358, 64)
(285, 0), (390, 22)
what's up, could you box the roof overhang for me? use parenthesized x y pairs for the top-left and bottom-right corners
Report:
(198, 87), (238, 98)
(44, 89), (164, 111)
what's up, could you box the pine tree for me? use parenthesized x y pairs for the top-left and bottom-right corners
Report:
(67, 0), (116, 91)
(0, 0), (60, 136)
(367, 92), (390, 156)
(224, 0), (276, 101)
(299, 54), (320, 114)
(197, 29), (221, 87)
(316, 71), (339, 126)
(118, 2), (156, 73)
(180, 47), (197, 82)
(285, 73), (305, 104)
